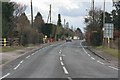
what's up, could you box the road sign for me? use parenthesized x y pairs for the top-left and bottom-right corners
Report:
(103, 23), (114, 38)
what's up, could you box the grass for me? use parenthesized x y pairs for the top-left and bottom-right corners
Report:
(1, 46), (25, 52)
(97, 46), (118, 58)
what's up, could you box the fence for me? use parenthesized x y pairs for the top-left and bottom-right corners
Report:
(0, 38), (19, 46)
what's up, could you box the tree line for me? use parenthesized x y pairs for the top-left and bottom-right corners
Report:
(2, 1), (83, 46)
(84, 1), (120, 46)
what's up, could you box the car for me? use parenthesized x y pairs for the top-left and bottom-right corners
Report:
(66, 39), (72, 42)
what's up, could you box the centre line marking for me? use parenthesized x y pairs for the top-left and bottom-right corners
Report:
(0, 73), (10, 79)
(26, 55), (30, 59)
(68, 77), (72, 80)
(61, 61), (64, 66)
(91, 57), (95, 60)
(97, 61), (104, 65)
(14, 63), (21, 70)
(60, 57), (62, 61)
(108, 66), (118, 70)
(63, 66), (69, 74)
(59, 51), (62, 54)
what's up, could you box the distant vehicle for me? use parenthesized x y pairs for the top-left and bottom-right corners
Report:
(66, 38), (72, 42)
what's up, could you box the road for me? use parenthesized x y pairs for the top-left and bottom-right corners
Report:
(1, 40), (118, 79)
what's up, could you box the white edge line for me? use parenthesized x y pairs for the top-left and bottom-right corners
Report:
(97, 61), (104, 65)
(87, 54), (91, 56)
(80, 42), (89, 56)
(14, 63), (21, 70)
(61, 61), (64, 66)
(91, 57), (95, 60)
(20, 60), (24, 64)
(60, 57), (62, 61)
(0, 73), (10, 79)
(63, 66), (69, 74)
(31, 53), (34, 55)
(26, 55), (30, 59)
(108, 66), (118, 70)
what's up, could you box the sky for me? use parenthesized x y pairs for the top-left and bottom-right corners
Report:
(11, 0), (114, 32)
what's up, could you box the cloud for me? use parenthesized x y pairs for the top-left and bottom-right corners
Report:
(11, 0), (114, 32)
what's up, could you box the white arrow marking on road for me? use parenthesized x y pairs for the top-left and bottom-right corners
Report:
(0, 73), (10, 79)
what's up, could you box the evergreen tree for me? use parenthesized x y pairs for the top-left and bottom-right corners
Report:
(34, 12), (44, 33)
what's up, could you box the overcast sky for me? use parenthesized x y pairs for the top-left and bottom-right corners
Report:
(11, 0), (114, 32)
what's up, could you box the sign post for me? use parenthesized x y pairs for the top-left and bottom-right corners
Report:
(103, 23), (114, 48)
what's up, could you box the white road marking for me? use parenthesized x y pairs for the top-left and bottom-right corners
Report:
(14, 63), (21, 70)
(80, 42), (89, 55)
(0, 73), (10, 79)
(61, 61), (64, 66)
(20, 60), (24, 64)
(87, 54), (91, 56)
(26, 55), (30, 59)
(59, 51), (62, 54)
(91, 57), (95, 60)
(108, 66), (118, 70)
(31, 53), (35, 55)
(63, 66), (69, 74)
(60, 50), (62, 52)
(68, 77), (72, 80)
(60, 57), (62, 61)
(97, 61), (104, 65)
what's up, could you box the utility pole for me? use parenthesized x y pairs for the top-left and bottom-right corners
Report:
(64, 19), (66, 28)
(47, 4), (52, 23)
(92, 0), (95, 23)
(31, 0), (33, 27)
(50, 4), (51, 23)
(103, 0), (106, 46)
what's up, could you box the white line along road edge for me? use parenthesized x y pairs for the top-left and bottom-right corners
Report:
(108, 66), (119, 70)
(14, 63), (21, 70)
(0, 73), (10, 79)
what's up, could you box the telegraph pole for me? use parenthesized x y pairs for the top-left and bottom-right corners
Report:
(31, 0), (33, 27)
(64, 19), (66, 28)
(103, 0), (105, 46)
(47, 4), (52, 23)
(50, 4), (51, 23)
(92, 0), (95, 23)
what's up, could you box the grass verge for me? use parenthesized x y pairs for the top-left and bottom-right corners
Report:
(1, 46), (25, 52)
(97, 46), (118, 58)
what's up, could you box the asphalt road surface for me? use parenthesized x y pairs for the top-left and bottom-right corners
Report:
(1, 40), (118, 79)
